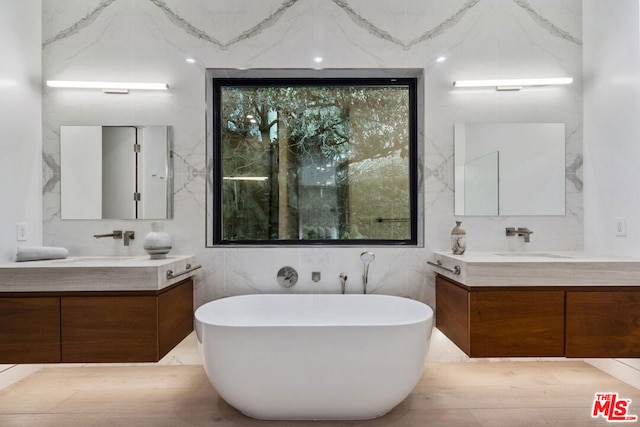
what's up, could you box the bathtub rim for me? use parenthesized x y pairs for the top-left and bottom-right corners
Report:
(194, 293), (433, 328)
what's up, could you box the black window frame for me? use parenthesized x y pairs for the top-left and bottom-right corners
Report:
(211, 77), (418, 246)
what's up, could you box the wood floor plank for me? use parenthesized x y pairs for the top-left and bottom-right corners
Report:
(0, 333), (638, 426)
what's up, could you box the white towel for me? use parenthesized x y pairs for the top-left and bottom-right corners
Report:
(15, 246), (68, 262)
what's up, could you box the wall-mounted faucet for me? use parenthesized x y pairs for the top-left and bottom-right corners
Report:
(339, 273), (348, 294)
(93, 230), (135, 246)
(506, 227), (534, 243)
(94, 230), (123, 240)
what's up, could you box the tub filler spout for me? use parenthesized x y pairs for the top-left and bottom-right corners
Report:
(339, 273), (348, 294)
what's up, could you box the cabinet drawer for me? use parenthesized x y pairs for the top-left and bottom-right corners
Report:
(0, 297), (61, 363)
(61, 296), (158, 362)
(566, 291), (640, 357)
(469, 290), (565, 357)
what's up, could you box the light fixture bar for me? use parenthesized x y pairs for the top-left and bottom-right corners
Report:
(46, 80), (169, 90)
(102, 88), (129, 94)
(452, 77), (573, 88)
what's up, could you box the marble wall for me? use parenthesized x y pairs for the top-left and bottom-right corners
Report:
(41, 0), (583, 308)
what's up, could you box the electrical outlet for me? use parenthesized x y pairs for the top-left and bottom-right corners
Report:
(615, 217), (627, 236)
(16, 223), (27, 241)
(311, 272), (321, 282)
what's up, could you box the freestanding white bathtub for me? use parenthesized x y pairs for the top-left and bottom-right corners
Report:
(194, 294), (433, 420)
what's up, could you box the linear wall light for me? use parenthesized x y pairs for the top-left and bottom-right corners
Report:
(46, 80), (169, 94)
(452, 77), (573, 91)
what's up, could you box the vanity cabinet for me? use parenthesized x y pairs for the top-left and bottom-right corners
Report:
(0, 278), (193, 363)
(435, 275), (564, 357)
(436, 274), (640, 358)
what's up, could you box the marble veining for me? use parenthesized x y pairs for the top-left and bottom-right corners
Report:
(41, 0), (584, 307)
(513, 0), (582, 46)
(149, 0), (299, 50)
(171, 150), (205, 196)
(42, 0), (300, 50)
(41, 153), (59, 195)
(41, 0), (581, 53)
(333, 0), (481, 50)
(566, 155), (583, 191)
(42, 0), (118, 48)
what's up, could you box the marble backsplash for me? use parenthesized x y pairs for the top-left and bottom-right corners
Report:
(41, 0), (583, 308)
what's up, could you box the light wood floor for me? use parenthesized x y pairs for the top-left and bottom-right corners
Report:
(0, 334), (638, 426)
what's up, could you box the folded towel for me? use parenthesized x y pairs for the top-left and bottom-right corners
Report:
(15, 246), (68, 262)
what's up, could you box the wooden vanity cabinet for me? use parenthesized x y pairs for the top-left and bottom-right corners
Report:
(436, 275), (564, 357)
(0, 278), (193, 363)
(436, 274), (640, 358)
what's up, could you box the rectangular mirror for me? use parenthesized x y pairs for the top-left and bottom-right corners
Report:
(60, 125), (173, 220)
(454, 123), (565, 216)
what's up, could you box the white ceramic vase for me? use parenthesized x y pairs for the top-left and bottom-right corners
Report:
(143, 222), (172, 259)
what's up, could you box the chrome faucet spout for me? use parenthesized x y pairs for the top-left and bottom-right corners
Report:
(93, 230), (123, 240)
(339, 273), (348, 294)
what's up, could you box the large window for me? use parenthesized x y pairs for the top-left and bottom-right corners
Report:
(210, 75), (418, 245)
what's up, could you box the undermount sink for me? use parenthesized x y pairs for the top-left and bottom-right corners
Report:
(53, 256), (138, 264)
(493, 252), (574, 259)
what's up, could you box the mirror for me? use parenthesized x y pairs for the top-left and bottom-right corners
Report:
(60, 125), (173, 219)
(454, 123), (565, 216)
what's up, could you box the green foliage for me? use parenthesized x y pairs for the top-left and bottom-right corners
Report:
(219, 83), (411, 241)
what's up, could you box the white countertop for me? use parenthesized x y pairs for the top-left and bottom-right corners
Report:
(431, 251), (640, 287)
(0, 255), (199, 292)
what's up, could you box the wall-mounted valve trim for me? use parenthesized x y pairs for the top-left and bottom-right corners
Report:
(124, 231), (135, 246)
(277, 266), (298, 288)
